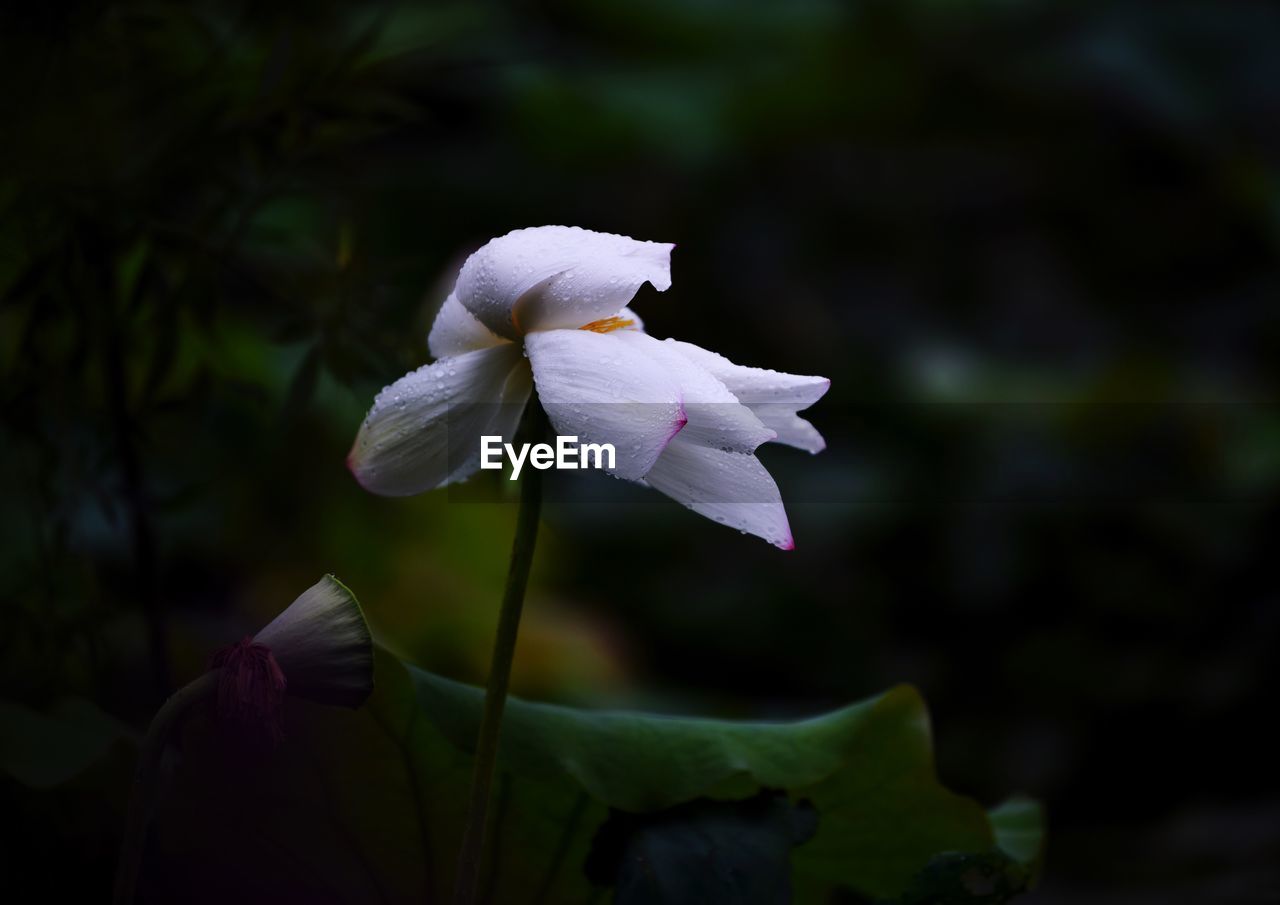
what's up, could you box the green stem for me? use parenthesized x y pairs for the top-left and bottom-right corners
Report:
(452, 400), (548, 905)
(113, 670), (220, 905)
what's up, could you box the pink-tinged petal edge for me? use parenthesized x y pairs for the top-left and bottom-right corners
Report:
(344, 448), (368, 490)
(658, 401), (690, 454)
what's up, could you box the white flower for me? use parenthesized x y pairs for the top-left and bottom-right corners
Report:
(347, 226), (829, 549)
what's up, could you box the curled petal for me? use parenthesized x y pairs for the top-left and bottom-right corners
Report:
(348, 344), (531, 495)
(526, 329), (687, 481)
(428, 292), (506, 359)
(455, 226), (674, 339)
(254, 575), (375, 710)
(666, 341), (830, 453)
(613, 331), (776, 454)
(641, 437), (795, 549)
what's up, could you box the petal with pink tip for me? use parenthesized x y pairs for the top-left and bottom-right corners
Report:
(525, 328), (686, 482)
(641, 437), (795, 549)
(612, 331), (776, 455)
(666, 340), (830, 453)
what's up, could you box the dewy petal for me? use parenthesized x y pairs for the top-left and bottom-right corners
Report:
(665, 340), (831, 453)
(641, 437), (795, 549)
(347, 344), (530, 495)
(445, 357), (533, 484)
(428, 291), (506, 359)
(454, 226), (674, 339)
(525, 329), (687, 481)
(612, 331), (776, 454)
(254, 575), (374, 709)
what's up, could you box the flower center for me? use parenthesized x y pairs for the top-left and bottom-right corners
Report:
(579, 316), (635, 334)
(210, 636), (288, 741)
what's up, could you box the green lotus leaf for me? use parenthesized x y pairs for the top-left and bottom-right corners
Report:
(147, 647), (1043, 903)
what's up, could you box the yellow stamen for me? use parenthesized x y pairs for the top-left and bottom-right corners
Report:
(579, 316), (635, 334)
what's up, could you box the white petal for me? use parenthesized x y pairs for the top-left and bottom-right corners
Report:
(612, 331), (776, 454)
(454, 226), (674, 338)
(525, 329), (687, 481)
(347, 344), (530, 495)
(665, 340), (830, 453)
(641, 437), (795, 549)
(446, 358), (534, 484)
(428, 292), (506, 359)
(254, 575), (373, 709)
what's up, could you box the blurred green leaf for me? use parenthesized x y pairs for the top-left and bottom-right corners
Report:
(989, 797), (1046, 874)
(0, 697), (135, 789)
(148, 648), (1042, 902)
(890, 850), (1030, 905)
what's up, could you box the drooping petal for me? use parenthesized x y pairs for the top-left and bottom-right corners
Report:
(525, 329), (687, 481)
(455, 226), (674, 339)
(253, 575), (374, 709)
(641, 437), (795, 549)
(444, 357), (534, 485)
(347, 344), (530, 495)
(428, 292), (506, 359)
(612, 331), (776, 454)
(665, 340), (830, 453)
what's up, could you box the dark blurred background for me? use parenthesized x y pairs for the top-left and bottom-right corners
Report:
(2, 1), (1278, 901)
